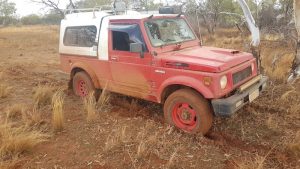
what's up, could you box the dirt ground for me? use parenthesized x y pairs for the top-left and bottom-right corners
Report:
(0, 25), (299, 169)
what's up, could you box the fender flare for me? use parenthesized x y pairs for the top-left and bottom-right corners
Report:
(158, 76), (214, 103)
(70, 62), (101, 89)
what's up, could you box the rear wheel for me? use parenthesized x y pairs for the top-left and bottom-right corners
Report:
(163, 89), (213, 134)
(72, 71), (95, 97)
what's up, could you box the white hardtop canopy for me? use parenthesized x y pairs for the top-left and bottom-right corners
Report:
(60, 10), (180, 60)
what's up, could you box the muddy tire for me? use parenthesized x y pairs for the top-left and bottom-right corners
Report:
(163, 89), (213, 135)
(72, 71), (95, 97)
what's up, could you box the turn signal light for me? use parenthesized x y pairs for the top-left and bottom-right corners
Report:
(203, 77), (212, 86)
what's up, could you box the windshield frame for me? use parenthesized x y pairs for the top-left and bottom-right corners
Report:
(143, 17), (197, 48)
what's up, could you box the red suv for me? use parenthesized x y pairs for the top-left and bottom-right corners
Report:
(59, 10), (267, 134)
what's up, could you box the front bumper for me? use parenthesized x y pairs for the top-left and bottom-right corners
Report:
(211, 76), (268, 117)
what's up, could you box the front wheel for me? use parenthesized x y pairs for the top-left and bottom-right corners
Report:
(163, 89), (213, 134)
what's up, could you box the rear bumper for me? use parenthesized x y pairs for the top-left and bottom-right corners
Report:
(211, 76), (268, 117)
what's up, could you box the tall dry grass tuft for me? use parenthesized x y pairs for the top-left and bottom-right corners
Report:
(104, 134), (120, 152)
(0, 83), (11, 98)
(51, 90), (64, 132)
(136, 140), (147, 159)
(0, 123), (48, 159)
(33, 85), (53, 107)
(97, 85), (110, 112)
(84, 92), (97, 122)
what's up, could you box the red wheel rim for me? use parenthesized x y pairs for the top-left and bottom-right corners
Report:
(172, 103), (197, 131)
(76, 80), (88, 97)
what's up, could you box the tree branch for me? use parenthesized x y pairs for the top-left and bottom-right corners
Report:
(31, 0), (69, 17)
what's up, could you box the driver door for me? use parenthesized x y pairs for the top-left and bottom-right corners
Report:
(108, 23), (153, 99)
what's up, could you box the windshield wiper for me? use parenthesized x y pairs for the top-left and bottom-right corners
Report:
(159, 39), (175, 49)
(164, 38), (176, 42)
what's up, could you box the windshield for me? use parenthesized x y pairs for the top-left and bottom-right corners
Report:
(144, 18), (196, 47)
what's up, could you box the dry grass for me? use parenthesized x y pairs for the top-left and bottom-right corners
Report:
(97, 85), (110, 112)
(129, 99), (140, 112)
(21, 107), (42, 127)
(84, 92), (97, 122)
(288, 104), (300, 119)
(266, 114), (279, 131)
(104, 133), (121, 152)
(0, 156), (20, 169)
(263, 34), (282, 41)
(103, 127), (128, 152)
(280, 88), (297, 100)
(136, 140), (147, 159)
(233, 146), (276, 169)
(166, 149), (178, 169)
(51, 90), (64, 132)
(0, 123), (48, 160)
(33, 85), (54, 107)
(234, 155), (266, 169)
(287, 131), (300, 157)
(6, 104), (25, 120)
(262, 51), (294, 82)
(0, 83), (11, 98)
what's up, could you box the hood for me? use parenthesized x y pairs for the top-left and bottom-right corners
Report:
(160, 46), (254, 73)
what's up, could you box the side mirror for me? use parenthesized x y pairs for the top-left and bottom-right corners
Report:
(130, 43), (144, 58)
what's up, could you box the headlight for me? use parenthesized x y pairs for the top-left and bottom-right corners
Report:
(220, 75), (228, 89)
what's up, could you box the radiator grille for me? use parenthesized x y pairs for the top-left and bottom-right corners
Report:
(233, 66), (252, 85)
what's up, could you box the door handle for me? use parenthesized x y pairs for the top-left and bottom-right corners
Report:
(111, 56), (118, 61)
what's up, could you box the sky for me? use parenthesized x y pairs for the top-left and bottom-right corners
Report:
(11, 0), (70, 16)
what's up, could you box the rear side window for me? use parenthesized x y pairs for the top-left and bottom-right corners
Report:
(64, 26), (97, 47)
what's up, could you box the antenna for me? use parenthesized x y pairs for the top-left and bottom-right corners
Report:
(196, 9), (203, 45)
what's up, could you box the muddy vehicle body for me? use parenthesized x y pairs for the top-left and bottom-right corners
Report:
(59, 8), (267, 134)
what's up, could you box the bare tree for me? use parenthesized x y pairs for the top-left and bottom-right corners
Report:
(189, 0), (238, 35)
(197, 0), (224, 35)
(289, 0), (300, 81)
(32, 0), (76, 17)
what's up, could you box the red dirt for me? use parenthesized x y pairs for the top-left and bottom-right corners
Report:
(0, 26), (299, 169)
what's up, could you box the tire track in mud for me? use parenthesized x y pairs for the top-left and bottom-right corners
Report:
(205, 131), (297, 168)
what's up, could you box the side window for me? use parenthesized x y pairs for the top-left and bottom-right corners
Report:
(64, 26), (97, 47)
(110, 24), (147, 52)
(112, 31), (130, 51)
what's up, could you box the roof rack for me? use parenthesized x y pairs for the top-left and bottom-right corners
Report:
(64, 1), (127, 18)
(64, 5), (113, 18)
